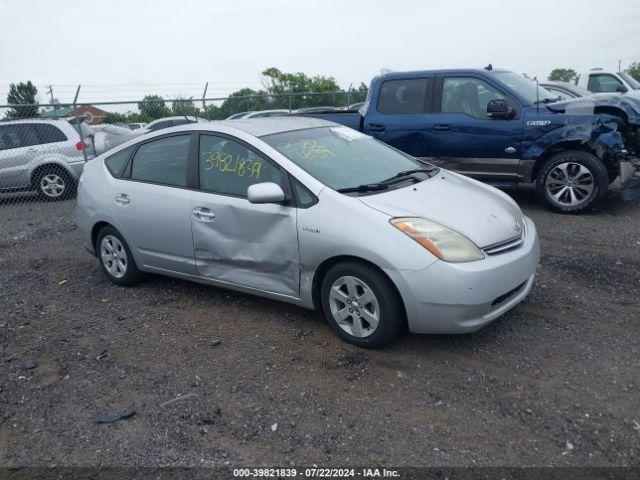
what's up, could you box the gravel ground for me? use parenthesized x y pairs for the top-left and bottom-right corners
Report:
(0, 186), (639, 469)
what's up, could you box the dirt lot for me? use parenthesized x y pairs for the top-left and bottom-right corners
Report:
(1, 187), (639, 469)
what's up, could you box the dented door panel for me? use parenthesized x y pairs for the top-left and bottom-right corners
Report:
(190, 191), (299, 297)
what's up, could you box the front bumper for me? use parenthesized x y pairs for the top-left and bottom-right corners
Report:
(619, 157), (640, 202)
(386, 216), (540, 334)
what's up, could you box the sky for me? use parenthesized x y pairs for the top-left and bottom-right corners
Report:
(1, 0), (639, 106)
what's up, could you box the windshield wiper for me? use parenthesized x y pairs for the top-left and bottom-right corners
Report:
(337, 183), (390, 193)
(380, 167), (437, 184)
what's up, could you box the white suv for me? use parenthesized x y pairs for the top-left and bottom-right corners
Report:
(0, 119), (91, 200)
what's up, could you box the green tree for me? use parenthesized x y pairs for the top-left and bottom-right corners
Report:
(138, 95), (171, 121)
(6, 81), (39, 119)
(548, 68), (579, 84)
(261, 67), (345, 109)
(172, 96), (200, 116)
(627, 62), (640, 82)
(103, 111), (128, 124)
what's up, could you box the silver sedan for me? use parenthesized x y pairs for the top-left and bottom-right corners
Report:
(76, 117), (540, 348)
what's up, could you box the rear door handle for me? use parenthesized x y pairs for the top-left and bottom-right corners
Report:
(193, 207), (215, 221)
(369, 123), (386, 133)
(433, 124), (451, 132)
(114, 193), (130, 205)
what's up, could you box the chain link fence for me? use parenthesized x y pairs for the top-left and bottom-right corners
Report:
(0, 90), (367, 208)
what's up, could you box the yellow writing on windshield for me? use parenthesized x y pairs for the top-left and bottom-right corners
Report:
(202, 151), (263, 180)
(283, 140), (335, 161)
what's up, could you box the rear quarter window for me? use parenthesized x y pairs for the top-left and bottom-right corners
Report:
(104, 146), (133, 178)
(34, 124), (67, 144)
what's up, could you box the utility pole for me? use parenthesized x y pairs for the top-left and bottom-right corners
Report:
(47, 85), (54, 105)
(619, 59), (622, 71)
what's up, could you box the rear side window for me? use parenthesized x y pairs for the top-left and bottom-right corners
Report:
(130, 135), (190, 187)
(34, 124), (67, 144)
(105, 146), (133, 178)
(0, 124), (39, 150)
(198, 134), (283, 197)
(377, 78), (432, 114)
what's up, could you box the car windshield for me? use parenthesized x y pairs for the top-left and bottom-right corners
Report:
(494, 71), (557, 104)
(568, 84), (594, 97)
(618, 72), (640, 90)
(262, 126), (436, 191)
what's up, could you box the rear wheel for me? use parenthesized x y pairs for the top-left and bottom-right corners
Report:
(33, 166), (76, 201)
(96, 226), (142, 286)
(320, 262), (405, 348)
(535, 150), (608, 213)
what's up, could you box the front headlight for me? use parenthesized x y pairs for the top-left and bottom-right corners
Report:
(391, 217), (484, 263)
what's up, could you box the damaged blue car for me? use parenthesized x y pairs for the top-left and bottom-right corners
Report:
(300, 68), (640, 213)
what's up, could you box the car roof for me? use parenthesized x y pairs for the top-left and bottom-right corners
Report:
(0, 118), (70, 125)
(377, 68), (513, 80)
(212, 116), (336, 137)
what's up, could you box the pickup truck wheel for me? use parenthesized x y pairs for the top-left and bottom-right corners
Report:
(320, 262), (405, 349)
(536, 151), (608, 213)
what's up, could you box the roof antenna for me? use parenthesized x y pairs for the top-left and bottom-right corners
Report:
(485, 63), (493, 71)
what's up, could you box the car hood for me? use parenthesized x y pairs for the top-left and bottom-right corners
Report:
(546, 93), (640, 123)
(358, 171), (524, 249)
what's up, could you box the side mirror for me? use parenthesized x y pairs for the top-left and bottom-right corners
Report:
(247, 182), (285, 204)
(616, 84), (628, 93)
(487, 99), (515, 119)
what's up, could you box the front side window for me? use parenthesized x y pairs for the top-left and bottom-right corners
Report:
(442, 77), (506, 119)
(588, 74), (624, 93)
(378, 78), (431, 114)
(130, 135), (190, 187)
(198, 134), (283, 197)
(262, 126), (433, 191)
(0, 124), (39, 150)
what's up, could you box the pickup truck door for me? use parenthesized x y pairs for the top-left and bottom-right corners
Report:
(427, 75), (524, 185)
(363, 77), (434, 158)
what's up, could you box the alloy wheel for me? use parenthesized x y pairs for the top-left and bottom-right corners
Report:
(328, 275), (380, 338)
(100, 235), (128, 279)
(545, 161), (594, 208)
(39, 173), (66, 198)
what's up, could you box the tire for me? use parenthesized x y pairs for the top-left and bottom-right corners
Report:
(535, 150), (608, 213)
(33, 166), (76, 201)
(95, 226), (142, 286)
(320, 261), (405, 348)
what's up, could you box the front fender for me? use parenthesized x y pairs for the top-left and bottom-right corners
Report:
(523, 113), (626, 164)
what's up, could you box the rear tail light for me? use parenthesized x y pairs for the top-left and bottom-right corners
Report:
(75, 140), (86, 151)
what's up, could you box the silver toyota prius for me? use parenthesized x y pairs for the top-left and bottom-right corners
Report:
(76, 117), (540, 348)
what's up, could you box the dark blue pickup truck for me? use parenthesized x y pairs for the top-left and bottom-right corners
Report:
(301, 68), (640, 213)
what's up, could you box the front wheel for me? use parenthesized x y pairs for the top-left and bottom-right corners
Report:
(320, 262), (405, 348)
(535, 150), (608, 213)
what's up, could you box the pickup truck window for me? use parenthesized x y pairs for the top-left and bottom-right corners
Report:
(262, 126), (432, 192)
(378, 78), (432, 114)
(442, 77), (505, 119)
(618, 72), (640, 90)
(587, 74), (624, 93)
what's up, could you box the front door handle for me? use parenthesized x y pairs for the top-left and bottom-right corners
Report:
(505, 146), (517, 154)
(433, 124), (451, 132)
(114, 193), (130, 205)
(369, 123), (386, 133)
(193, 207), (215, 221)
